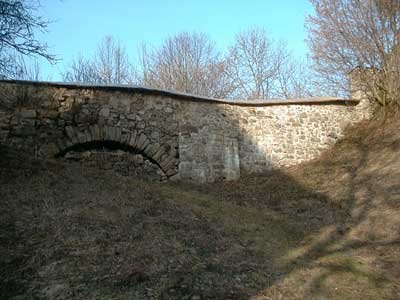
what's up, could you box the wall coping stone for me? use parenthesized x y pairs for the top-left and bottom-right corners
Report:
(0, 79), (360, 107)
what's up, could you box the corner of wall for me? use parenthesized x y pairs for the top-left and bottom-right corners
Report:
(349, 68), (375, 122)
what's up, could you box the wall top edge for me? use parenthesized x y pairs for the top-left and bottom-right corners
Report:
(0, 79), (360, 107)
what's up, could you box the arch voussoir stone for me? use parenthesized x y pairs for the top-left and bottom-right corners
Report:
(56, 125), (178, 178)
(160, 155), (178, 172)
(103, 125), (112, 141)
(88, 125), (98, 141)
(128, 130), (139, 147)
(77, 128), (90, 144)
(135, 133), (150, 150)
(143, 142), (160, 158)
(65, 125), (78, 144)
(120, 132), (131, 145)
(153, 144), (168, 162)
(112, 126), (122, 142)
(83, 128), (91, 143)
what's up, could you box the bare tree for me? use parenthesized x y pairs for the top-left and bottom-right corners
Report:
(0, 0), (55, 78)
(63, 36), (137, 85)
(274, 58), (316, 99)
(13, 54), (42, 80)
(139, 32), (236, 98)
(95, 36), (136, 84)
(63, 56), (98, 83)
(306, 0), (400, 107)
(0, 51), (40, 79)
(227, 27), (290, 100)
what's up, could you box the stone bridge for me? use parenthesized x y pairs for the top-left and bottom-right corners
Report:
(0, 80), (371, 182)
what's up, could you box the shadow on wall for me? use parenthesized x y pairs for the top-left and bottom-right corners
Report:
(162, 124), (399, 299)
(176, 96), (370, 183)
(0, 79), (371, 183)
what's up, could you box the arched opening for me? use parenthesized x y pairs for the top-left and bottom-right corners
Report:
(58, 140), (167, 181)
(55, 125), (178, 181)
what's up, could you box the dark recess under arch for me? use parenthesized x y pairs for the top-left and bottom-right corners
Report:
(56, 140), (165, 171)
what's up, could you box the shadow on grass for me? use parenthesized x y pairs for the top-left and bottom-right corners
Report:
(0, 82), (399, 299)
(2, 138), (399, 300)
(175, 122), (400, 299)
(0, 220), (30, 299)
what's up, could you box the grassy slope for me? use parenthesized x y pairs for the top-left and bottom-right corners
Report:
(0, 117), (399, 300)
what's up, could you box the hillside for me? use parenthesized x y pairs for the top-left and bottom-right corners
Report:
(0, 117), (399, 300)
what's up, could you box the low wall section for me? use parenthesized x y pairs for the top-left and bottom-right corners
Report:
(0, 81), (371, 182)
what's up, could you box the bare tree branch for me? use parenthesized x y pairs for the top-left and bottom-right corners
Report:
(0, 0), (55, 78)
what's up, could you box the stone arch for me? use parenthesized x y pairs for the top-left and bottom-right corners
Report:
(56, 125), (178, 178)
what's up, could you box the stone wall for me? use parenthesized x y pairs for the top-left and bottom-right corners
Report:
(0, 80), (372, 182)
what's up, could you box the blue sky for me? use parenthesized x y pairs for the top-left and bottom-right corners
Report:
(37, 0), (314, 80)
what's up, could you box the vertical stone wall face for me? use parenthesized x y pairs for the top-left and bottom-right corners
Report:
(0, 83), (180, 179)
(0, 81), (371, 182)
(177, 101), (242, 182)
(176, 99), (371, 182)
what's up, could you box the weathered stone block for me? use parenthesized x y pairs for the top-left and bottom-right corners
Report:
(127, 113), (136, 120)
(164, 107), (173, 113)
(160, 156), (177, 171)
(128, 130), (138, 147)
(120, 133), (130, 145)
(99, 107), (110, 118)
(114, 127), (122, 142)
(104, 126), (112, 141)
(18, 109), (37, 118)
(77, 131), (87, 144)
(145, 143), (161, 158)
(0, 130), (9, 141)
(39, 143), (58, 157)
(153, 145), (167, 161)
(60, 111), (73, 121)
(135, 134), (149, 149)
(165, 168), (178, 177)
(65, 126), (78, 144)
(95, 125), (103, 140)
(12, 124), (36, 136)
(84, 128), (91, 143)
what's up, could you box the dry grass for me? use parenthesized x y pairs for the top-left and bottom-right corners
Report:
(0, 116), (399, 300)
